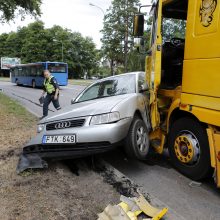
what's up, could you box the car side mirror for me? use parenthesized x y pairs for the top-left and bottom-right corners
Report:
(133, 14), (144, 37)
(139, 84), (149, 93)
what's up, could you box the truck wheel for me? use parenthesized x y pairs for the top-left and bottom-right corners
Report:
(168, 117), (212, 180)
(124, 117), (149, 160)
(32, 80), (36, 88)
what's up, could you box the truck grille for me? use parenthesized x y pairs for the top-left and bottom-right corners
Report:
(46, 119), (85, 131)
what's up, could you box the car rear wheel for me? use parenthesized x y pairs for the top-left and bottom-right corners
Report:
(124, 117), (149, 160)
(168, 117), (212, 180)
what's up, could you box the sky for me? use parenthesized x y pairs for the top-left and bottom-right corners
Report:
(0, 0), (150, 48)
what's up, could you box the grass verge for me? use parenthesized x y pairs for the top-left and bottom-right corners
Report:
(68, 79), (94, 86)
(0, 77), (10, 82)
(0, 93), (119, 220)
(0, 93), (36, 123)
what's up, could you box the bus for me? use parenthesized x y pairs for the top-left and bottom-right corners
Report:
(10, 62), (68, 88)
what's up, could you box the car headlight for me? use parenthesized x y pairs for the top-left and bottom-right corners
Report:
(90, 112), (120, 125)
(37, 124), (45, 133)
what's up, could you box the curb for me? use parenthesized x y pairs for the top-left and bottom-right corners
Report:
(99, 159), (186, 220)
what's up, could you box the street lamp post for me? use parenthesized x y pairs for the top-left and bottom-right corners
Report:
(89, 3), (105, 16)
(53, 39), (64, 62)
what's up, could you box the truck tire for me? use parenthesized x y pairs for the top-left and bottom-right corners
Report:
(15, 79), (19, 86)
(168, 117), (212, 180)
(124, 117), (149, 160)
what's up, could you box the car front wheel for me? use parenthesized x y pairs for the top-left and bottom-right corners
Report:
(124, 117), (149, 160)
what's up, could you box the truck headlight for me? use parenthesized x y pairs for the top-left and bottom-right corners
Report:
(90, 112), (120, 125)
(37, 124), (45, 133)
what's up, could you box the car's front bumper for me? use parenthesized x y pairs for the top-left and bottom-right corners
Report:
(22, 117), (132, 159)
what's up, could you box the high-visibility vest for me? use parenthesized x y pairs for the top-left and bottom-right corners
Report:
(44, 76), (55, 94)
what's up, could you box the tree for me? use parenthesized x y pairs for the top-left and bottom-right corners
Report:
(0, 21), (99, 78)
(162, 18), (186, 42)
(0, 0), (41, 22)
(127, 50), (145, 71)
(101, 0), (140, 75)
(21, 21), (48, 62)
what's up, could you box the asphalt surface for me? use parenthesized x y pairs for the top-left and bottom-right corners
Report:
(0, 81), (85, 117)
(1, 81), (220, 220)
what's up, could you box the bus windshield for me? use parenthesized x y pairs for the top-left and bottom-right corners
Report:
(48, 63), (66, 73)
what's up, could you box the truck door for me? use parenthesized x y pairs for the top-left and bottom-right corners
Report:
(146, 0), (162, 130)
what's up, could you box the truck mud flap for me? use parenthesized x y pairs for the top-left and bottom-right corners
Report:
(16, 153), (48, 174)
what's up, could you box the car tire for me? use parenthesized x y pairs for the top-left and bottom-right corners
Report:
(32, 80), (36, 88)
(124, 117), (149, 160)
(168, 117), (212, 180)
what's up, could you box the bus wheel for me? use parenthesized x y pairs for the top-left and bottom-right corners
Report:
(124, 117), (149, 160)
(168, 117), (212, 180)
(32, 80), (36, 88)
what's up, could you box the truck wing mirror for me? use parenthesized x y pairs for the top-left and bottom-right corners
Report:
(133, 14), (145, 37)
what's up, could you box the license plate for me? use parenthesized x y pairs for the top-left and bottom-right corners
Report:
(43, 135), (76, 144)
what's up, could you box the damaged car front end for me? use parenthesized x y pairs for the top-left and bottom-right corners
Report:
(17, 72), (150, 173)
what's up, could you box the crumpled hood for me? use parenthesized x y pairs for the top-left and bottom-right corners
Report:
(40, 94), (136, 123)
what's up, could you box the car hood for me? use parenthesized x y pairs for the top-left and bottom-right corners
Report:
(41, 93), (136, 123)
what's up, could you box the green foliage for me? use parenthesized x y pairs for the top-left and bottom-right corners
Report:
(0, 0), (41, 22)
(98, 66), (111, 78)
(0, 93), (37, 123)
(127, 50), (145, 71)
(0, 21), (99, 78)
(101, 0), (140, 75)
(162, 18), (186, 42)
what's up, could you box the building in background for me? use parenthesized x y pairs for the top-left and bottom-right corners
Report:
(0, 57), (21, 77)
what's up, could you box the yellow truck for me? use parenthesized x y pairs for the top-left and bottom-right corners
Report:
(134, 0), (220, 187)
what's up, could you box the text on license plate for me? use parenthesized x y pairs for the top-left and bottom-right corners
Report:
(43, 135), (76, 144)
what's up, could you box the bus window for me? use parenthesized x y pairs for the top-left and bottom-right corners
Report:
(22, 67), (27, 77)
(26, 66), (30, 76)
(14, 68), (18, 76)
(11, 68), (15, 77)
(48, 63), (66, 73)
(37, 66), (43, 76)
(18, 68), (23, 76)
(31, 67), (37, 77)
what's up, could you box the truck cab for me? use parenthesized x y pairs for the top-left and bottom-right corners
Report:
(134, 0), (220, 187)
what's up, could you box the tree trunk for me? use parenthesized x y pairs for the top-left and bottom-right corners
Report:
(124, 0), (129, 72)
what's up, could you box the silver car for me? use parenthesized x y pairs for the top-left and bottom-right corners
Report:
(17, 72), (151, 172)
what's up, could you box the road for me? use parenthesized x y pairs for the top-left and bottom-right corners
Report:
(0, 81), (85, 117)
(1, 81), (220, 220)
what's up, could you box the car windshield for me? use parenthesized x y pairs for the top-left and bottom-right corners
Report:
(76, 74), (136, 103)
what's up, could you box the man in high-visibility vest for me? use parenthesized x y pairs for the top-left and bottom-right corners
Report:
(40, 70), (61, 118)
